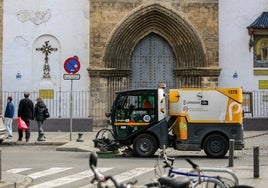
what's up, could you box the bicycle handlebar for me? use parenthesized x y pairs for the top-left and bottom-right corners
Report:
(185, 158), (199, 169)
(161, 150), (175, 169)
(161, 151), (199, 171)
(89, 152), (138, 188)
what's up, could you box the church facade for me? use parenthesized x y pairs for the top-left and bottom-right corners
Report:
(1, 0), (268, 126)
(89, 0), (220, 117)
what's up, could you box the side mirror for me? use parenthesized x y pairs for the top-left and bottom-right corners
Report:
(89, 152), (98, 170)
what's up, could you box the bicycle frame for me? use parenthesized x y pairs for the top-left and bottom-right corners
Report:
(154, 147), (240, 188)
(167, 167), (238, 188)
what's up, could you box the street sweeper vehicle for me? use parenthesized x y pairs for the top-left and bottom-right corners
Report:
(94, 84), (244, 158)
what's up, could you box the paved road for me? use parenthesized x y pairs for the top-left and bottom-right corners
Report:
(0, 130), (268, 187)
(2, 148), (267, 188)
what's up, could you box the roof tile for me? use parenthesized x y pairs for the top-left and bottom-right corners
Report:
(248, 12), (268, 29)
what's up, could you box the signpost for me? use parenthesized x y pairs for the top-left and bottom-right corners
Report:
(63, 74), (80, 80)
(63, 57), (81, 141)
(64, 57), (81, 74)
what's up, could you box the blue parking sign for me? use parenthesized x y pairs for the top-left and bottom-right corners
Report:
(64, 57), (81, 74)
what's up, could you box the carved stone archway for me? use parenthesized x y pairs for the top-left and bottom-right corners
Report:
(88, 3), (220, 124)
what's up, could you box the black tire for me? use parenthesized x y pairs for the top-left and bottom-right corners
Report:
(203, 134), (228, 158)
(133, 133), (158, 157)
(0, 139), (3, 144)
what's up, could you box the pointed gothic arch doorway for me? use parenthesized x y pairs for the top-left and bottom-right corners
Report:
(88, 3), (221, 125)
(130, 33), (175, 90)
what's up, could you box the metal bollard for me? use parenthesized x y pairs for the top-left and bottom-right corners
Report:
(228, 139), (234, 167)
(76, 133), (84, 142)
(253, 146), (259, 178)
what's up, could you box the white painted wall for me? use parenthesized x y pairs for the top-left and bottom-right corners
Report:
(219, 0), (268, 91)
(3, 0), (89, 92)
(3, 0), (267, 94)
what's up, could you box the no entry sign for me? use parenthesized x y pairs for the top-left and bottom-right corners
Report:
(64, 57), (81, 74)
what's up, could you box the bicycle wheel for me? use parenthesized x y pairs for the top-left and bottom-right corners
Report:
(219, 176), (237, 187)
(194, 177), (227, 188)
(153, 151), (168, 178)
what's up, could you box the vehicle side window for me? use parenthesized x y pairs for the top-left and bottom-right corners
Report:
(114, 93), (156, 123)
(124, 96), (138, 109)
(115, 96), (125, 110)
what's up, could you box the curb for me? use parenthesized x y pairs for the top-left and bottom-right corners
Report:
(2, 141), (67, 146)
(0, 172), (32, 188)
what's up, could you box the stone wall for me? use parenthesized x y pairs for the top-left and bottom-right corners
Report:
(89, 0), (219, 125)
(90, 0), (218, 68)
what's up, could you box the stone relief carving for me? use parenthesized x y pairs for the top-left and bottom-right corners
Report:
(17, 9), (51, 25)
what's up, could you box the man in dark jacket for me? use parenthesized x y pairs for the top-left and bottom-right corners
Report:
(17, 92), (34, 142)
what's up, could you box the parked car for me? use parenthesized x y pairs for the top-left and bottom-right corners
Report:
(0, 116), (6, 143)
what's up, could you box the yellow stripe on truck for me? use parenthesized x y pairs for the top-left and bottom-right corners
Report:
(114, 122), (150, 126)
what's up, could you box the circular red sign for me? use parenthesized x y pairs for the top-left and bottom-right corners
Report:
(64, 57), (81, 74)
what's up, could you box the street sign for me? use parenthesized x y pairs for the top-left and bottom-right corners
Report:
(63, 74), (80, 80)
(64, 57), (81, 74)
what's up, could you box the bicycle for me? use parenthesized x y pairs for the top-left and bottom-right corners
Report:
(89, 150), (253, 188)
(89, 151), (138, 188)
(89, 151), (194, 188)
(154, 148), (255, 188)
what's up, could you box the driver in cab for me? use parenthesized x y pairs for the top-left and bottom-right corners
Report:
(143, 97), (152, 108)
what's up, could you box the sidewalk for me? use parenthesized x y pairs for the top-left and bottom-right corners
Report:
(0, 128), (101, 188)
(0, 129), (267, 187)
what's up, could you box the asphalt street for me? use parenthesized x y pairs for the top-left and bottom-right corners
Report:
(0, 129), (267, 188)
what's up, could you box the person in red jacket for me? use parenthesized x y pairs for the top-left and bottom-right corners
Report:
(143, 97), (152, 108)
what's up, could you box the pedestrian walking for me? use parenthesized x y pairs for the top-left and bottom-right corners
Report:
(34, 97), (47, 141)
(4, 96), (14, 138)
(17, 92), (34, 142)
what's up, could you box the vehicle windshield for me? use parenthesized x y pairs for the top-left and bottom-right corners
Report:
(111, 91), (157, 138)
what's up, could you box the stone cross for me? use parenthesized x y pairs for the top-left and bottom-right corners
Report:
(36, 41), (58, 78)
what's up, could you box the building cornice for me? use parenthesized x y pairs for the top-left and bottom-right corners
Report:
(174, 67), (221, 77)
(88, 67), (131, 77)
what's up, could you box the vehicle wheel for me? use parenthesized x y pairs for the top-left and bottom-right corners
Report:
(133, 133), (158, 157)
(0, 139), (3, 144)
(203, 134), (228, 158)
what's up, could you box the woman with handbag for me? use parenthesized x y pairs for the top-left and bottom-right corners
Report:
(34, 97), (47, 141)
